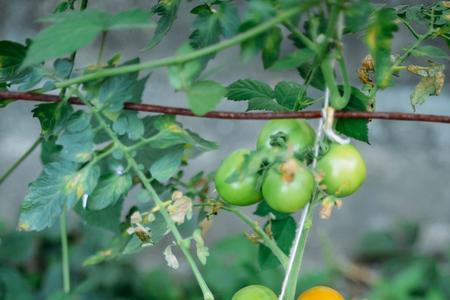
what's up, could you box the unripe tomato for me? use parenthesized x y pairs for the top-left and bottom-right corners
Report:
(232, 285), (278, 300)
(215, 149), (262, 206)
(316, 144), (366, 197)
(257, 119), (315, 155)
(262, 159), (314, 213)
(297, 286), (345, 300)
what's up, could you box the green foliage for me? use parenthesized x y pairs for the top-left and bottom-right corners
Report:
(366, 8), (398, 89)
(187, 80), (227, 115)
(87, 173), (132, 210)
(148, 0), (181, 49)
(0, 41), (27, 80)
(23, 9), (153, 67)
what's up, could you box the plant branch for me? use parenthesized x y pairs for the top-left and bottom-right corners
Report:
(2, 92), (450, 123)
(60, 207), (71, 293)
(223, 205), (288, 269)
(0, 137), (42, 185)
(90, 108), (214, 300)
(52, 3), (313, 89)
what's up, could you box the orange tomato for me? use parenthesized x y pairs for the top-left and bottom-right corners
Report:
(297, 286), (345, 300)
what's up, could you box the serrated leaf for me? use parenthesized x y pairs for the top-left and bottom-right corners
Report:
(187, 80), (226, 115)
(32, 102), (73, 139)
(262, 27), (282, 69)
(335, 87), (371, 143)
(227, 79), (274, 100)
(23, 9), (152, 67)
(75, 199), (123, 233)
(148, 0), (181, 49)
(18, 162), (100, 231)
(112, 111), (144, 140)
(366, 8), (399, 88)
(246, 97), (288, 112)
(87, 173), (132, 210)
(271, 48), (315, 70)
(168, 44), (206, 90)
(258, 217), (296, 269)
(410, 45), (450, 60)
(150, 146), (184, 182)
(56, 111), (95, 163)
(274, 80), (311, 110)
(0, 41), (27, 80)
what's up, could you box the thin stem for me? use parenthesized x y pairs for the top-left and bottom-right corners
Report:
(0, 137), (42, 185)
(224, 206), (288, 269)
(60, 207), (71, 293)
(400, 19), (420, 39)
(282, 21), (317, 51)
(91, 109), (214, 300)
(53, 3), (313, 89)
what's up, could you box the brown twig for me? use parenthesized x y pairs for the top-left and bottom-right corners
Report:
(1, 91), (450, 123)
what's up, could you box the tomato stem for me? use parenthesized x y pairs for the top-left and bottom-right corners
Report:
(60, 207), (71, 294)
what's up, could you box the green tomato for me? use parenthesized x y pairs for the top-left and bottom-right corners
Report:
(316, 143), (366, 197)
(215, 149), (262, 206)
(232, 285), (278, 300)
(257, 119), (315, 155)
(262, 159), (315, 213)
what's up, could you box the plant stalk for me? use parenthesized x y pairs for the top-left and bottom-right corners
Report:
(60, 207), (71, 293)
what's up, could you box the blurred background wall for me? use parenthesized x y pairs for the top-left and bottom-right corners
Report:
(0, 0), (449, 273)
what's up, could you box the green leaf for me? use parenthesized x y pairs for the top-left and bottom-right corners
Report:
(366, 8), (399, 88)
(168, 44), (206, 90)
(74, 200), (123, 233)
(258, 217), (296, 269)
(274, 80), (311, 110)
(271, 48), (315, 70)
(335, 87), (371, 143)
(150, 146), (184, 182)
(345, 0), (372, 33)
(112, 111), (144, 141)
(262, 27), (282, 69)
(254, 201), (290, 220)
(0, 267), (33, 300)
(18, 162), (100, 231)
(410, 45), (450, 60)
(189, 5), (221, 49)
(56, 111), (95, 163)
(239, 21), (266, 63)
(53, 58), (73, 78)
(246, 97), (288, 112)
(0, 41), (27, 80)
(87, 173), (132, 210)
(227, 79), (274, 101)
(32, 102), (73, 139)
(23, 9), (152, 67)
(94, 59), (144, 112)
(187, 80), (227, 115)
(148, 0), (181, 49)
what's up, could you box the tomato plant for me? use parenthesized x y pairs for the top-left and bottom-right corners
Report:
(0, 0), (448, 300)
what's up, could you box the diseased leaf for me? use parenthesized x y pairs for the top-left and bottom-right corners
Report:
(366, 8), (398, 88)
(193, 229), (209, 265)
(18, 162), (100, 231)
(56, 111), (95, 163)
(87, 173), (132, 210)
(23, 9), (153, 66)
(187, 80), (226, 115)
(259, 217), (296, 269)
(164, 245), (179, 269)
(262, 27), (282, 69)
(227, 79), (274, 101)
(270, 48), (315, 70)
(410, 64), (445, 110)
(148, 0), (181, 49)
(150, 146), (184, 182)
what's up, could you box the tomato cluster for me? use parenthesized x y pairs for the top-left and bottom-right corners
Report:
(215, 119), (367, 214)
(232, 285), (345, 300)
